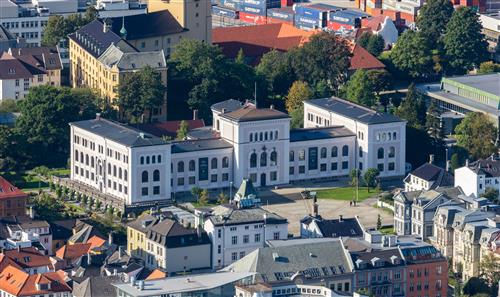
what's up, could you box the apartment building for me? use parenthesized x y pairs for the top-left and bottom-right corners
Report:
(0, 47), (62, 101)
(1, 247), (54, 274)
(455, 157), (500, 199)
(403, 159), (453, 192)
(0, 265), (71, 297)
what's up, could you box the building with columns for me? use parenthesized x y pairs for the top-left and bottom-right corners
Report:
(69, 97), (406, 207)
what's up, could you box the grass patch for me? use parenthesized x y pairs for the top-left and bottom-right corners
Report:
(316, 187), (380, 202)
(378, 225), (395, 235)
(1, 171), (48, 190)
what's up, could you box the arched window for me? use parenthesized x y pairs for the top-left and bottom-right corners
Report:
(152, 155), (156, 164)
(113, 165), (117, 177)
(250, 134), (253, 142)
(222, 157), (229, 168)
(275, 131), (278, 139)
(259, 132), (263, 141)
(153, 169), (160, 182)
(158, 155), (162, 163)
(146, 156), (150, 164)
(359, 147), (363, 157)
(260, 152), (267, 167)
(320, 147), (327, 159)
(177, 161), (184, 172)
(289, 151), (295, 162)
(119, 168), (122, 179)
(91, 157), (94, 167)
(388, 147), (395, 158)
(269, 132), (273, 140)
(189, 160), (195, 171)
(75, 150), (79, 161)
(124, 170), (128, 181)
(85, 154), (89, 165)
(265, 132), (268, 141)
(331, 147), (338, 158)
(80, 152), (84, 163)
(342, 145), (348, 156)
(142, 171), (148, 183)
(270, 151), (277, 166)
(378, 148), (384, 159)
(140, 156), (144, 164)
(108, 163), (111, 174)
(388, 133), (392, 141)
(376, 134), (380, 141)
(393, 132), (397, 140)
(250, 152), (257, 168)
(211, 158), (218, 169)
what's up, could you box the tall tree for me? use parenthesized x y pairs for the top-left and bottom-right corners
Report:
(41, 7), (98, 47)
(139, 66), (166, 123)
(15, 86), (98, 166)
(416, 0), (454, 43)
(256, 50), (295, 98)
(176, 120), (189, 140)
(480, 253), (500, 288)
(286, 81), (312, 113)
(390, 30), (435, 79)
(443, 7), (489, 74)
(364, 168), (380, 192)
(358, 32), (385, 57)
(426, 100), (443, 140)
(344, 69), (376, 107)
(478, 61), (500, 74)
(455, 112), (497, 159)
(394, 84), (426, 129)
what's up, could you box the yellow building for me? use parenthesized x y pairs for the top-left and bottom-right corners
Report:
(69, 19), (168, 121)
(127, 212), (155, 258)
(146, 0), (212, 43)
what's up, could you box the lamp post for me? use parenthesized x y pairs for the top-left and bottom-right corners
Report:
(229, 181), (233, 203)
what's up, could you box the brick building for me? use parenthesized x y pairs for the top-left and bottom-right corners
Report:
(0, 176), (27, 217)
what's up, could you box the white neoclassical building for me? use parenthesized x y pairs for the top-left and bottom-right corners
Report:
(69, 97), (406, 206)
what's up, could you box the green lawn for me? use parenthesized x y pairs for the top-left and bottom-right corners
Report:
(378, 226), (395, 235)
(315, 187), (380, 202)
(1, 168), (69, 191)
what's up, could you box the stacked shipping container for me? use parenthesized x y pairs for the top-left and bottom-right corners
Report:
(327, 9), (369, 30)
(293, 3), (344, 30)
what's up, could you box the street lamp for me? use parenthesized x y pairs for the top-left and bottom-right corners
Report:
(229, 181), (233, 203)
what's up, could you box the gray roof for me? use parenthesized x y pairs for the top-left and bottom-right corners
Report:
(446, 73), (500, 97)
(171, 138), (232, 153)
(453, 210), (496, 231)
(0, 25), (15, 42)
(68, 20), (126, 58)
(72, 276), (122, 297)
(208, 205), (287, 226)
(351, 248), (404, 270)
(98, 43), (166, 70)
(70, 118), (166, 148)
(146, 218), (210, 248)
(220, 104), (289, 123)
(224, 240), (353, 283)
(302, 216), (364, 238)
(306, 97), (403, 125)
(434, 205), (466, 226)
(290, 126), (355, 142)
(467, 158), (500, 178)
(405, 163), (454, 187)
(113, 272), (254, 296)
(211, 99), (243, 113)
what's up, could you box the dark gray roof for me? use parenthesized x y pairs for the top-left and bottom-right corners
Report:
(171, 138), (232, 153)
(306, 97), (403, 125)
(211, 99), (243, 113)
(186, 126), (219, 140)
(72, 276), (122, 297)
(208, 205), (287, 226)
(224, 240), (353, 283)
(303, 216), (363, 238)
(70, 118), (166, 148)
(220, 105), (289, 122)
(405, 163), (454, 188)
(290, 126), (355, 142)
(68, 20), (127, 58)
(468, 158), (500, 177)
(350, 248), (404, 270)
(400, 245), (444, 263)
(146, 219), (211, 248)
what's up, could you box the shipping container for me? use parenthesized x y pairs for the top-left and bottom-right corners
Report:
(395, 2), (419, 15)
(294, 14), (323, 29)
(242, 0), (280, 9)
(221, 0), (242, 11)
(240, 4), (266, 15)
(328, 10), (367, 24)
(239, 11), (268, 24)
(267, 7), (294, 22)
(212, 5), (239, 18)
(267, 17), (293, 25)
(293, 3), (343, 20)
(327, 21), (354, 31)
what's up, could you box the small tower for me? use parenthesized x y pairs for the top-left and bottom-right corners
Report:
(233, 178), (260, 209)
(119, 16), (127, 39)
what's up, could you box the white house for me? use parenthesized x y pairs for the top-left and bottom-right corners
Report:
(403, 156), (454, 192)
(361, 16), (398, 47)
(454, 157), (500, 198)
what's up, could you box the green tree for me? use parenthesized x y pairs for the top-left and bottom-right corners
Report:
(455, 112), (497, 159)
(478, 61), (500, 74)
(376, 214), (382, 230)
(450, 153), (462, 171)
(290, 105), (304, 129)
(416, 0), (454, 43)
(349, 169), (361, 186)
(15, 86), (98, 167)
(480, 252), (500, 287)
(394, 84), (426, 129)
(443, 7), (489, 74)
(426, 100), (443, 140)
(366, 34), (385, 57)
(217, 192), (229, 204)
(482, 188), (499, 202)
(55, 187), (63, 199)
(364, 168), (380, 191)
(32, 193), (66, 221)
(357, 32), (372, 49)
(344, 69), (375, 107)
(191, 186), (202, 199)
(41, 7), (97, 47)
(256, 50), (295, 98)
(286, 81), (312, 113)
(0, 126), (25, 170)
(199, 189), (209, 206)
(390, 31), (434, 79)
(176, 120), (189, 140)
(0, 99), (18, 113)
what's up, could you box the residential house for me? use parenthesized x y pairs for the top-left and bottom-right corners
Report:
(0, 176), (27, 217)
(455, 157), (500, 199)
(0, 46), (62, 101)
(0, 216), (52, 254)
(72, 275), (122, 297)
(431, 205), (466, 257)
(0, 265), (71, 297)
(1, 247), (53, 274)
(360, 16), (398, 47)
(301, 213), (364, 239)
(55, 243), (91, 269)
(403, 158), (454, 192)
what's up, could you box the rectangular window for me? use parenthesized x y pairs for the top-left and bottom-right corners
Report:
(308, 147), (318, 170)
(298, 150), (305, 161)
(378, 163), (384, 172)
(189, 176), (195, 185)
(299, 165), (305, 174)
(141, 187), (148, 196)
(320, 163), (327, 172)
(153, 186), (160, 195)
(289, 166), (294, 175)
(273, 232), (280, 240)
(342, 161), (348, 170)
(211, 174), (217, 183)
(254, 233), (261, 242)
(388, 162), (395, 171)
(239, 251), (245, 259)
(222, 173), (229, 181)
(231, 236), (238, 245)
(217, 245), (221, 254)
(199, 157), (208, 181)
(231, 252), (238, 261)
(177, 178), (184, 186)
(243, 235), (249, 243)
(270, 171), (277, 181)
(331, 162), (338, 171)
(217, 229), (221, 238)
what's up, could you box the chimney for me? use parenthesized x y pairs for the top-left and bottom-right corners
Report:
(446, 160), (450, 172)
(103, 21), (108, 33)
(429, 154), (434, 164)
(130, 276), (136, 286)
(108, 232), (113, 245)
(466, 159), (469, 166)
(17, 245), (21, 252)
(96, 113), (101, 120)
(193, 109), (198, 120)
(221, 108), (227, 114)
(28, 206), (35, 219)
(196, 224), (202, 242)
(138, 280), (144, 290)
(113, 268), (117, 275)
(339, 215), (343, 222)
(86, 253), (91, 266)
(313, 203), (319, 218)
(270, 104), (274, 110)
(139, 132), (145, 139)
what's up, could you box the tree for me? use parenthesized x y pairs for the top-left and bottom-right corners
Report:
(394, 84), (426, 129)
(41, 7), (98, 47)
(0, 126), (24, 171)
(390, 30), (435, 79)
(443, 7), (489, 74)
(480, 252), (500, 287)
(358, 32), (385, 57)
(0, 99), (18, 113)
(15, 86), (98, 167)
(376, 214), (382, 230)
(349, 169), (361, 186)
(344, 69), (376, 107)
(450, 153), (462, 172)
(290, 105), (304, 129)
(455, 112), (497, 159)
(191, 186), (202, 199)
(286, 81), (312, 113)
(176, 120), (189, 140)
(32, 193), (66, 221)
(217, 192), (229, 204)
(256, 50), (295, 98)
(426, 100), (443, 140)
(289, 32), (351, 93)
(199, 189), (209, 206)
(478, 61), (500, 74)
(364, 168), (380, 191)
(416, 0), (454, 43)
(483, 188), (499, 202)
(367, 70), (392, 97)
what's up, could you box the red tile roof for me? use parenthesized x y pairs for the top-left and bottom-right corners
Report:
(362, 15), (387, 32)
(55, 243), (91, 261)
(86, 235), (106, 250)
(136, 119), (205, 138)
(2, 247), (52, 269)
(349, 44), (386, 71)
(0, 265), (71, 296)
(0, 176), (28, 200)
(146, 268), (166, 280)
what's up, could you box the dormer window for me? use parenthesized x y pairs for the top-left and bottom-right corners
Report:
(8, 68), (15, 74)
